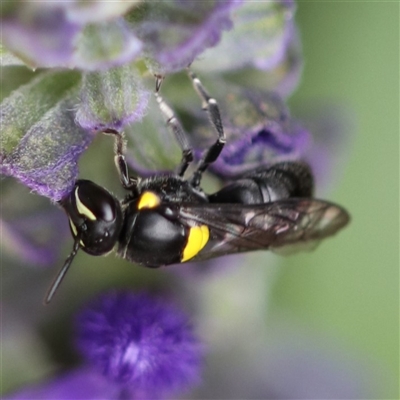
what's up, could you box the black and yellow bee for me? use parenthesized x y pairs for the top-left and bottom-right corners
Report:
(45, 71), (350, 303)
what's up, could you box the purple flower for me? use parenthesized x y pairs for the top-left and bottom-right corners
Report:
(0, 70), (94, 201)
(1, 1), (300, 200)
(1, 1), (241, 73)
(1, 4), (142, 71)
(195, 1), (296, 73)
(129, 0), (243, 74)
(0, 66), (150, 200)
(1, 5), (81, 69)
(190, 88), (310, 179)
(75, 291), (204, 398)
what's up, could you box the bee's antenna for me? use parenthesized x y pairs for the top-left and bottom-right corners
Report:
(44, 236), (81, 304)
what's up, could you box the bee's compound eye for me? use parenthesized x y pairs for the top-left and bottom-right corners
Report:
(64, 180), (123, 256)
(75, 180), (119, 222)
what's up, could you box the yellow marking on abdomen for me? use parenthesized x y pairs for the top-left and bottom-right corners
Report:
(182, 225), (209, 262)
(138, 191), (161, 210)
(75, 188), (96, 220)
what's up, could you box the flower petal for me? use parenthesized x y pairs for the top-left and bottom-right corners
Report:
(210, 22), (303, 98)
(1, 5), (81, 69)
(128, 0), (242, 74)
(75, 65), (150, 132)
(190, 87), (310, 178)
(73, 19), (143, 71)
(195, 0), (296, 73)
(1, 5), (143, 70)
(64, 0), (142, 24)
(1, 71), (93, 201)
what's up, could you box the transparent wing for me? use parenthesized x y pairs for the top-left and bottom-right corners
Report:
(175, 199), (350, 261)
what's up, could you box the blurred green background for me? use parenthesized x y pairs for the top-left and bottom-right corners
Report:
(270, 1), (398, 396)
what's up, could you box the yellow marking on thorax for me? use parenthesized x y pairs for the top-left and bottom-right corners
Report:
(138, 191), (161, 210)
(75, 188), (96, 220)
(182, 225), (209, 262)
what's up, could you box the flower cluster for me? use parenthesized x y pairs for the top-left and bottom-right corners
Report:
(1, 0), (300, 201)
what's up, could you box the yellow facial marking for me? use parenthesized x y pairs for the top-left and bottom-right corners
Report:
(182, 225), (209, 262)
(69, 218), (84, 246)
(75, 188), (96, 221)
(138, 191), (161, 210)
(69, 218), (78, 237)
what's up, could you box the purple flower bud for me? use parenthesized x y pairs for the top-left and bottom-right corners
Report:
(75, 291), (204, 397)
(1, 6), (81, 69)
(129, 0), (243, 74)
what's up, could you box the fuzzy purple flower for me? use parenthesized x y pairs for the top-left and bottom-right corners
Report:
(75, 291), (204, 398)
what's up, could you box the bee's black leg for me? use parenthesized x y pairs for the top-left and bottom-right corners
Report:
(154, 76), (194, 177)
(102, 128), (139, 192)
(187, 68), (226, 188)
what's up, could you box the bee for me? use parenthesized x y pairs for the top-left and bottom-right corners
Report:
(45, 70), (350, 303)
